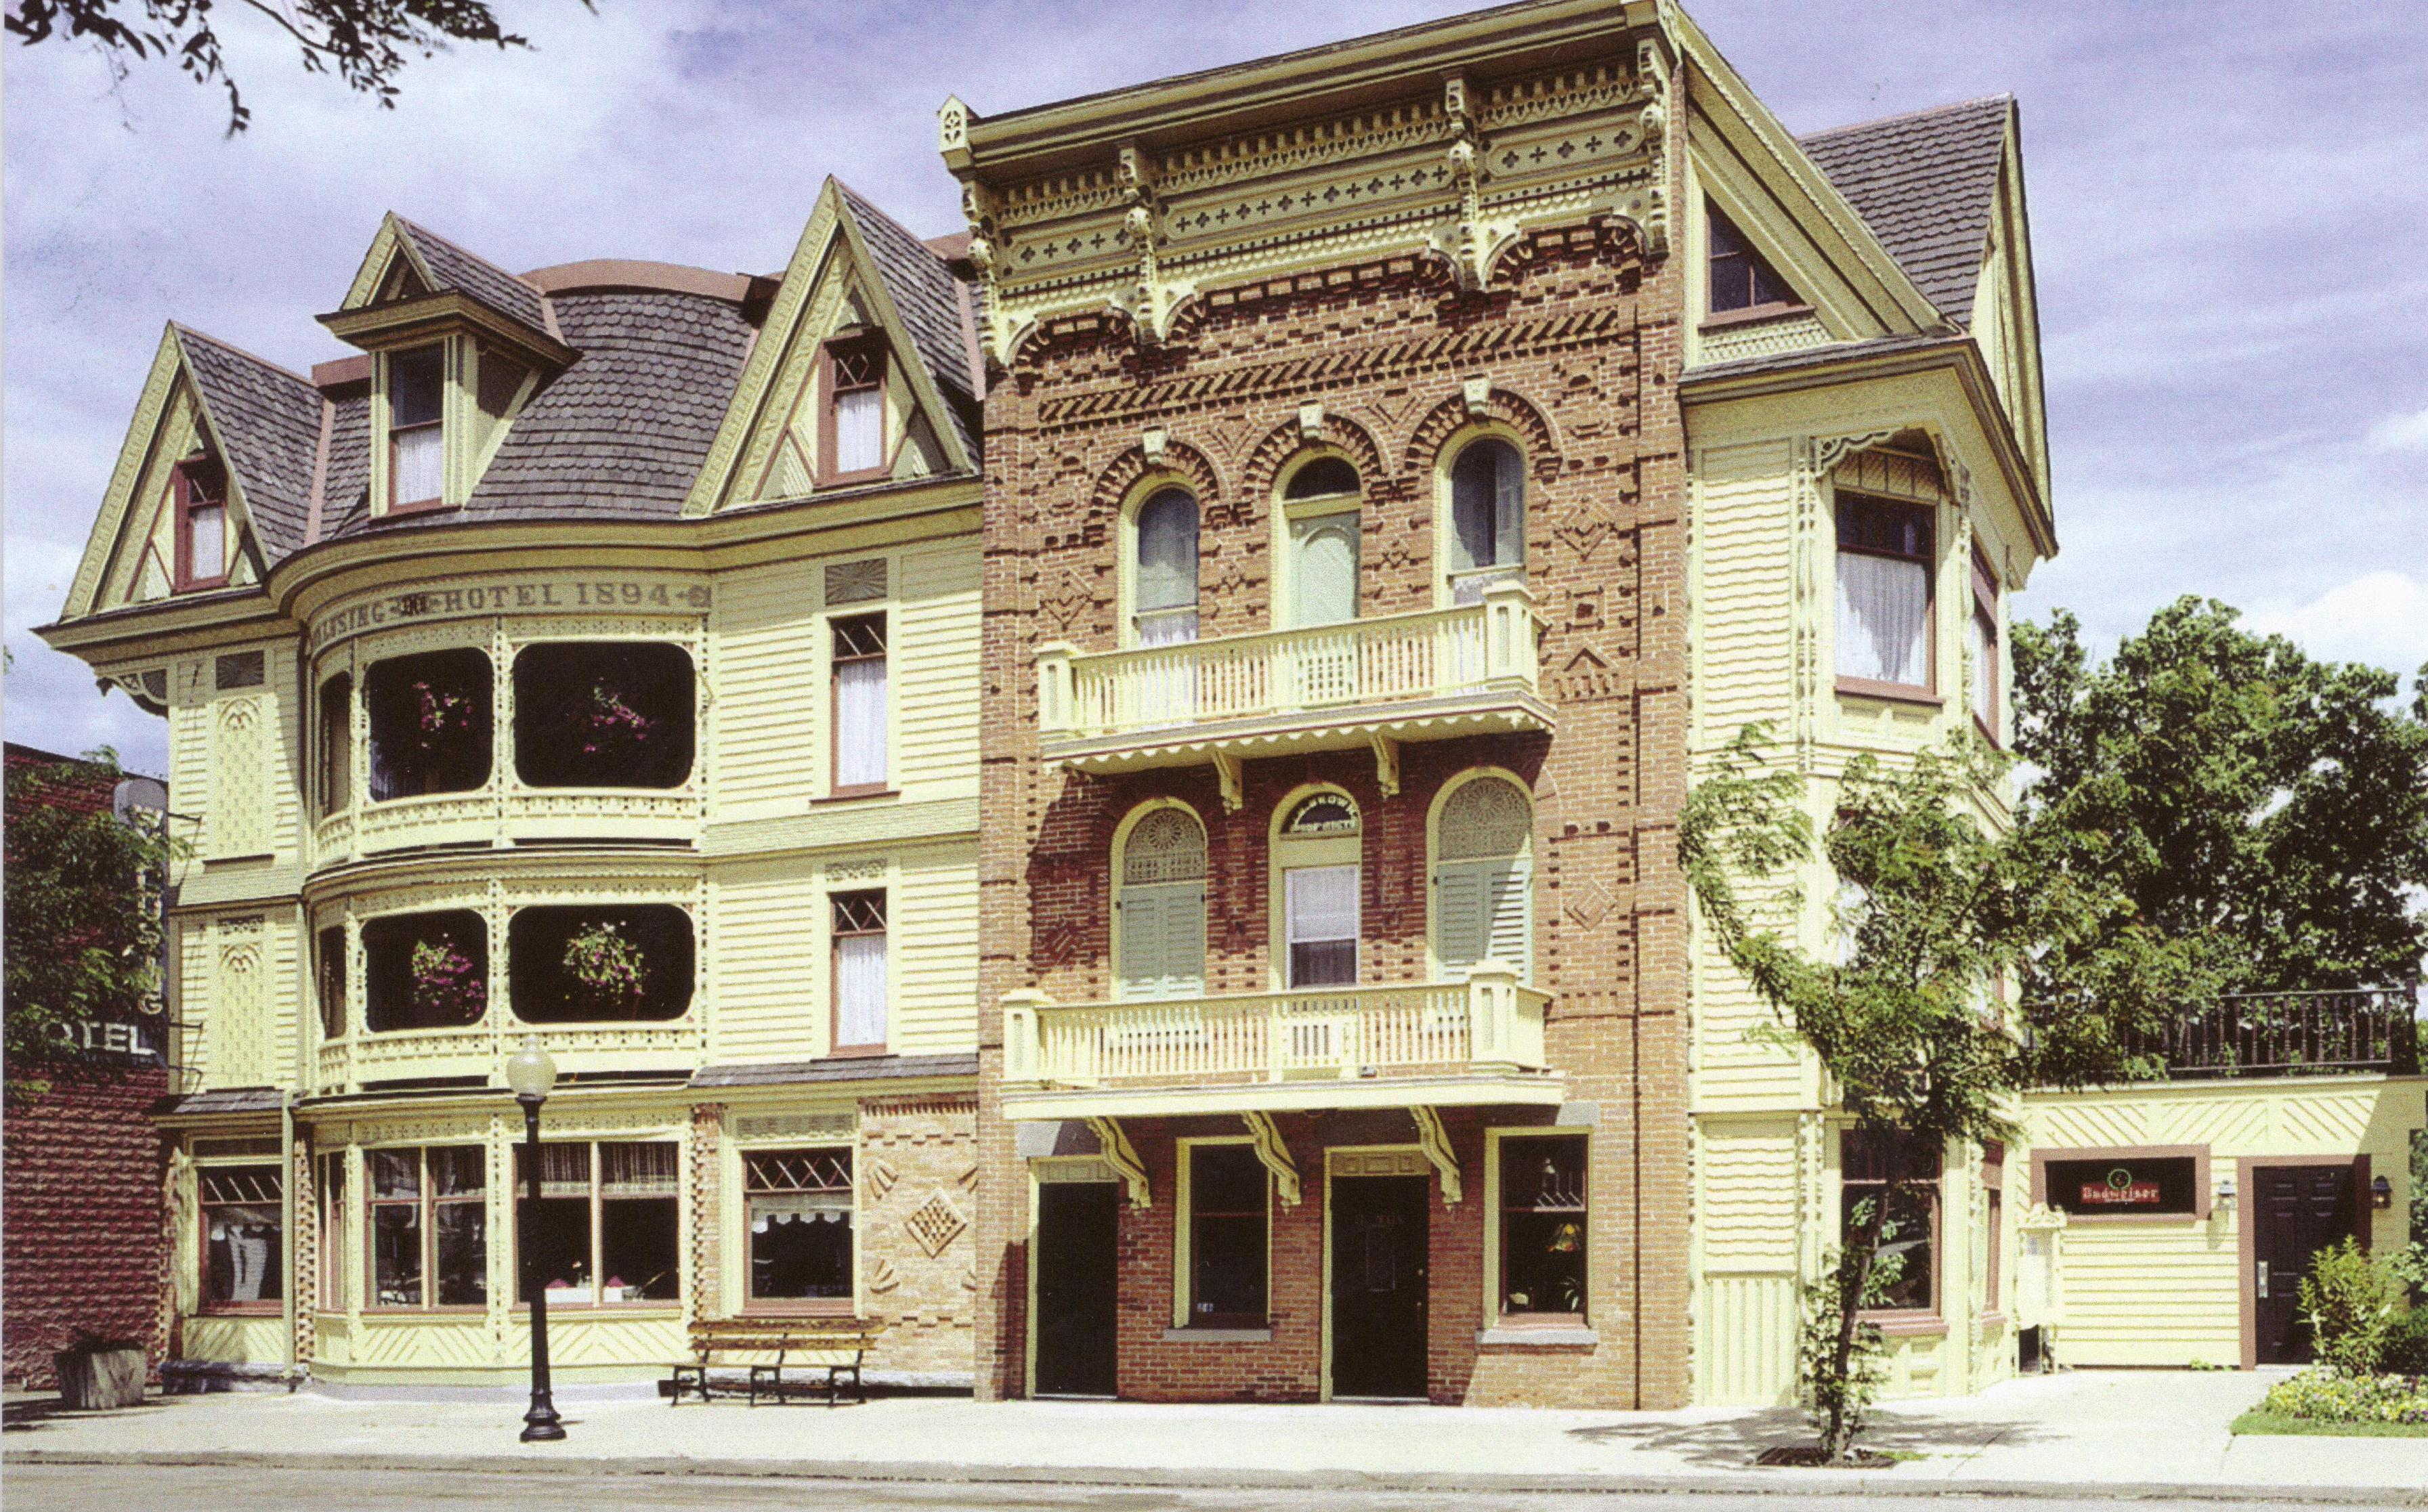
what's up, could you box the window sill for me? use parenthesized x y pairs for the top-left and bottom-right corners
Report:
(197, 1305), (283, 1318)
(1478, 1324), (1597, 1347)
(737, 1303), (860, 1320)
(824, 1043), (892, 1059)
(1162, 1326), (1272, 1343)
(1862, 1312), (1948, 1339)
(1978, 1311), (2009, 1329)
(384, 498), (455, 518)
(817, 469), (891, 490)
(814, 787), (897, 805)
(174, 576), (232, 594)
(361, 1308), (488, 1319)
(1699, 301), (1814, 333)
(1836, 676), (1943, 708)
(2052, 1210), (2206, 1226)
(509, 1303), (684, 1315)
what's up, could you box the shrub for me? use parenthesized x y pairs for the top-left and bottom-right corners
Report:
(2301, 1238), (2405, 1375)
(2383, 1307), (2428, 1377)
(2259, 1367), (2428, 1426)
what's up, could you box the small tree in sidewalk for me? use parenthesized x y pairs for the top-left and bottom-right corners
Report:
(1680, 727), (2213, 1462)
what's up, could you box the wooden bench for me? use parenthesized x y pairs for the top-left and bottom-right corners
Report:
(668, 1318), (880, 1406)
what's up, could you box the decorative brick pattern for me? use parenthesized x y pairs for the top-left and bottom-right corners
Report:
(858, 1096), (979, 1377)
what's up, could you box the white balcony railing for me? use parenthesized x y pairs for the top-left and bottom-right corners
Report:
(1038, 582), (1539, 741)
(1002, 965), (1547, 1091)
(312, 1017), (701, 1096)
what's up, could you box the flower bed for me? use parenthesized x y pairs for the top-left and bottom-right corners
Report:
(2257, 1367), (2428, 1427)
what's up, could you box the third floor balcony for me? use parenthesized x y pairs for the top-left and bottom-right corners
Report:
(1036, 581), (1549, 807)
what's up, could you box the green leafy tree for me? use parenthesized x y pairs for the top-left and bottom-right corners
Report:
(3, 752), (184, 1098)
(1680, 728), (2205, 1461)
(2013, 598), (2428, 995)
(6, 1), (583, 135)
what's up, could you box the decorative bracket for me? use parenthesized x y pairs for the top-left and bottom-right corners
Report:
(1086, 1117), (1151, 1209)
(1461, 376), (1491, 419)
(1142, 426), (1168, 463)
(1116, 140), (1168, 345)
(1443, 72), (1487, 290)
(1210, 750), (1244, 813)
(1412, 1106), (1462, 1205)
(1297, 402), (1325, 441)
(1369, 733), (1401, 800)
(1241, 1110), (1302, 1207)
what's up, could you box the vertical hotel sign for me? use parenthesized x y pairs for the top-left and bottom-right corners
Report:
(2079, 1166), (2163, 1207)
(310, 574), (712, 654)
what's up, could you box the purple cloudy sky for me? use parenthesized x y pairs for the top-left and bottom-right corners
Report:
(7, 0), (2425, 776)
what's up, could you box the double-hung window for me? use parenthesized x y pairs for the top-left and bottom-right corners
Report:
(822, 339), (887, 481)
(1835, 495), (1935, 696)
(174, 458), (229, 590)
(517, 1140), (681, 1305)
(1968, 548), (2000, 739)
(368, 1146), (486, 1309)
(831, 613), (888, 795)
(1183, 1143), (1269, 1327)
(1447, 439), (1525, 603)
(744, 1147), (855, 1310)
(1133, 488), (1201, 646)
(831, 889), (889, 1052)
(387, 345), (445, 512)
(1841, 1129), (1940, 1315)
(200, 1164), (284, 1312)
(1705, 203), (1797, 314)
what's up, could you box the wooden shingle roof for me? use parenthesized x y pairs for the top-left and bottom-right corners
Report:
(1798, 97), (2014, 325)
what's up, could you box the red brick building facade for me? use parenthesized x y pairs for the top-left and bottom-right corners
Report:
(3, 745), (171, 1389)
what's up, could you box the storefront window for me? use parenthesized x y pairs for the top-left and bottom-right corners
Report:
(1498, 1134), (1586, 1319)
(1841, 1129), (1941, 1313)
(200, 1164), (284, 1311)
(515, 1140), (680, 1305)
(366, 1146), (486, 1309)
(744, 1148), (854, 1308)
(1187, 1143), (1269, 1326)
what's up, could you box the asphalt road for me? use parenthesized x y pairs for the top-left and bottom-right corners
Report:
(6, 1464), (2422, 1512)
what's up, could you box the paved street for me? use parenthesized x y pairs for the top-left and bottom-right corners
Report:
(10, 1464), (2425, 1512)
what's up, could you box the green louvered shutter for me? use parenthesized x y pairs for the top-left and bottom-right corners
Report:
(1483, 859), (1532, 978)
(1120, 882), (1205, 1000)
(1436, 860), (1531, 981)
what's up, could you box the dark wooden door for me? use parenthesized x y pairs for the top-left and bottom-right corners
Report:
(1034, 1182), (1119, 1396)
(2252, 1163), (2358, 1365)
(1329, 1175), (1430, 1400)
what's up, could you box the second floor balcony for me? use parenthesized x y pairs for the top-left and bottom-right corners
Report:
(999, 964), (1560, 1119)
(2129, 988), (2422, 1080)
(1036, 582), (1549, 807)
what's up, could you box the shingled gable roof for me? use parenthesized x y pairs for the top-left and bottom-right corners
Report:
(387, 215), (554, 334)
(1797, 97), (2014, 326)
(835, 182), (984, 459)
(171, 326), (324, 565)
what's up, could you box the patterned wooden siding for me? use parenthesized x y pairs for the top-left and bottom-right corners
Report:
(183, 910), (297, 1089)
(1696, 1273), (1799, 1405)
(707, 855), (819, 1060)
(1692, 440), (1797, 738)
(1695, 1116), (1802, 1405)
(2054, 1226), (2240, 1366)
(709, 536), (980, 823)
(709, 559), (824, 820)
(180, 1315), (285, 1364)
(891, 840), (981, 1057)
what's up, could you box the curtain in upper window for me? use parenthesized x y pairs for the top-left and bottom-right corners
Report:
(1448, 439), (1525, 600)
(1284, 863), (1360, 988)
(832, 890), (888, 1050)
(1134, 489), (1200, 646)
(1291, 516), (1360, 628)
(832, 387), (885, 475)
(1835, 496), (1934, 689)
(832, 615), (888, 792)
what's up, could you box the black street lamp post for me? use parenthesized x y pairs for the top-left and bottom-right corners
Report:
(506, 1042), (565, 1442)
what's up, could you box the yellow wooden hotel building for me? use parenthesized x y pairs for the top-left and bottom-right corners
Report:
(39, 0), (2419, 1404)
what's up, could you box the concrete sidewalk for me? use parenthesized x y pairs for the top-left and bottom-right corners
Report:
(5, 1370), (2425, 1503)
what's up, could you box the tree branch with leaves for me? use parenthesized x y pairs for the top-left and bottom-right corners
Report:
(7, 0), (582, 134)
(1680, 725), (2210, 1460)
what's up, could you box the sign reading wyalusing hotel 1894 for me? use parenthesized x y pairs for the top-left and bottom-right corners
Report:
(311, 575), (712, 653)
(2080, 1166), (2163, 1207)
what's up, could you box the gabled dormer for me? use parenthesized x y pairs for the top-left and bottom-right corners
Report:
(59, 324), (326, 619)
(685, 178), (983, 515)
(318, 214), (573, 517)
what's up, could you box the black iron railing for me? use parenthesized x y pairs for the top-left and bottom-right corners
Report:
(2133, 987), (2423, 1079)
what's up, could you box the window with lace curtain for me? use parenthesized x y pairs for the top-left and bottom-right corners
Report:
(820, 338), (888, 483)
(200, 1164), (283, 1312)
(1132, 488), (1200, 646)
(1446, 439), (1525, 603)
(830, 613), (889, 796)
(387, 345), (446, 511)
(515, 1140), (681, 1306)
(831, 889), (889, 1052)
(1835, 494), (1935, 697)
(744, 1147), (854, 1310)
(174, 457), (229, 590)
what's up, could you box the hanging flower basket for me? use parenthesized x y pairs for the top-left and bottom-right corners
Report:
(563, 920), (649, 1016)
(411, 678), (477, 762)
(578, 680), (657, 762)
(408, 936), (486, 1024)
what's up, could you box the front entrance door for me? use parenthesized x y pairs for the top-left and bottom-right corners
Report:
(2252, 1163), (2360, 1365)
(1034, 1182), (1119, 1396)
(1329, 1175), (1429, 1400)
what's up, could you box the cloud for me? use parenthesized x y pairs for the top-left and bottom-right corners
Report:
(2366, 406), (2428, 453)
(2247, 571), (2428, 677)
